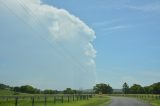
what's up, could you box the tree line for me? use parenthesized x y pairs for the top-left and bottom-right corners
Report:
(13, 85), (85, 94)
(122, 82), (160, 94)
(1, 82), (160, 94)
(93, 82), (160, 94)
(0, 83), (86, 94)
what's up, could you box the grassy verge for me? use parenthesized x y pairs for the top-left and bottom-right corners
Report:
(138, 98), (160, 106)
(109, 94), (160, 106)
(0, 95), (110, 106)
(0, 89), (15, 96)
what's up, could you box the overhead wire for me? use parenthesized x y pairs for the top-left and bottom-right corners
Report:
(16, 0), (93, 73)
(0, 0), (96, 88)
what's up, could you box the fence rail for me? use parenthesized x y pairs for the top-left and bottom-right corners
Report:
(109, 94), (160, 100)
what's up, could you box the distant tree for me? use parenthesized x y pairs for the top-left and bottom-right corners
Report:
(150, 82), (160, 94)
(93, 83), (113, 94)
(20, 85), (40, 94)
(143, 86), (153, 94)
(13, 87), (21, 92)
(0, 83), (10, 89)
(130, 84), (144, 94)
(43, 89), (57, 94)
(75, 90), (82, 94)
(122, 82), (129, 94)
(72, 90), (77, 94)
(63, 88), (74, 94)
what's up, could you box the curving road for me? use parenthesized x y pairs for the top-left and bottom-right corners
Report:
(107, 96), (151, 106)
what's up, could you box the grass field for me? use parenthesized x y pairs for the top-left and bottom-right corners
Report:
(139, 97), (160, 106)
(129, 94), (160, 106)
(0, 89), (110, 106)
(0, 95), (110, 106)
(0, 89), (32, 96)
(0, 89), (15, 96)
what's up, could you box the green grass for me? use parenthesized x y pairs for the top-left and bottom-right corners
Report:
(138, 97), (160, 106)
(0, 95), (110, 106)
(0, 89), (15, 96)
(127, 94), (160, 106)
(0, 89), (35, 96)
(0, 89), (111, 106)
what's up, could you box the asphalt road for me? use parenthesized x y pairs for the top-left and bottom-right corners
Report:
(107, 96), (151, 106)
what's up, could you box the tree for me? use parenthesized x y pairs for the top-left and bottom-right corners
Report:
(63, 88), (74, 94)
(13, 87), (21, 92)
(93, 83), (113, 94)
(122, 82), (129, 94)
(20, 85), (40, 94)
(0, 83), (10, 89)
(43, 89), (58, 94)
(130, 84), (144, 94)
(143, 86), (153, 94)
(151, 82), (160, 94)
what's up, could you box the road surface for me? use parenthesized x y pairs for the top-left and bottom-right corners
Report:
(107, 96), (151, 106)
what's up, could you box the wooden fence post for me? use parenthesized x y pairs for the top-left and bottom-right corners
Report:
(61, 96), (63, 103)
(54, 96), (56, 104)
(80, 95), (82, 100)
(32, 97), (34, 106)
(44, 96), (47, 106)
(76, 95), (78, 101)
(67, 96), (70, 102)
(73, 95), (74, 101)
(15, 97), (18, 106)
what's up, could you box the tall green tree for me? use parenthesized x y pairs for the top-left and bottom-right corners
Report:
(0, 83), (10, 89)
(122, 82), (129, 94)
(63, 88), (74, 94)
(20, 85), (40, 94)
(130, 84), (144, 94)
(93, 83), (113, 94)
(151, 82), (160, 94)
(43, 89), (57, 94)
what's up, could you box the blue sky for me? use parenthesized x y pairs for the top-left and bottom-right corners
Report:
(0, 0), (160, 89)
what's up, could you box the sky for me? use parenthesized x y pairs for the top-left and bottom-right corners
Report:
(0, 0), (160, 90)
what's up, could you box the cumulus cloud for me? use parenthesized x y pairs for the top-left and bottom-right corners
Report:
(0, 0), (96, 89)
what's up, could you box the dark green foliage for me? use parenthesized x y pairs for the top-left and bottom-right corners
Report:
(1, 82), (160, 95)
(128, 82), (160, 94)
(13, 85), (40, 94)
(93, 83), (113, 94)
(122, 82), (129, 94)
(20, 85), (40, 94)
(143, 86), (151, 94)
(13, 87), (21, 92)
(150, 82), (160, 94)
(0, 83), (10, 90)
(63, 88), (75, 94)
(43, 89), (58, 94)
(129, 84), (144, 94)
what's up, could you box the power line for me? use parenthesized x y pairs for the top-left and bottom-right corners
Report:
(16, 0), (93, 73)
(0, 0), (96, 77)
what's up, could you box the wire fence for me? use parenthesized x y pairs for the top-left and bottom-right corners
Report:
(0, 94), (93, 106)
(109, 94), (160, 100)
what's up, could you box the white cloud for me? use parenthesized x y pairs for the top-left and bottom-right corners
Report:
(102, 25), (129, 32)
(92, 19), (121, 29)
(85, 43), (96, 58)
(127, 2), (160, 13)
(0, 0), (96, 89)
(107, 25), (128, 30)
